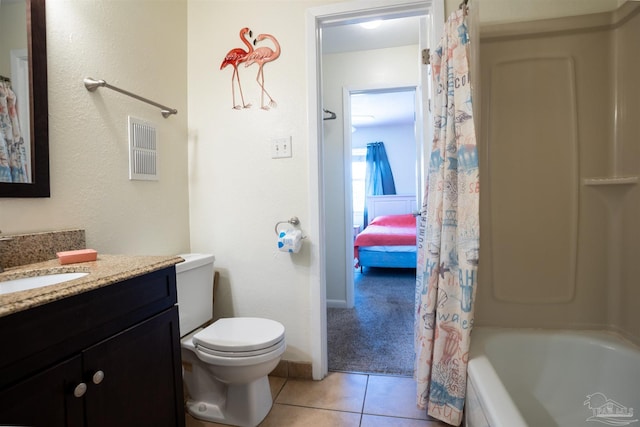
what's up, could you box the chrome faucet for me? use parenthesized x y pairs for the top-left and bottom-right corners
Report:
(0, 230), (13, 273)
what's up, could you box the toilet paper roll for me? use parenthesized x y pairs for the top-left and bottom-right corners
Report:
(277, 229), (303, 253)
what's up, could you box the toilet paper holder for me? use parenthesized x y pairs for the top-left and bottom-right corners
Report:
(274, 216), (302, 236)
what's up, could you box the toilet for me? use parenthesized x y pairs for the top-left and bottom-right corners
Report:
(176, 254), (286, 427)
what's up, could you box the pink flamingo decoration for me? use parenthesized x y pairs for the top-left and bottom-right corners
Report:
(244, 33), (281, 110)
(220, 27), (254, 109)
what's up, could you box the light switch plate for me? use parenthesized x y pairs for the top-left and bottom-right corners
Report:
(271, 137), (292, 158)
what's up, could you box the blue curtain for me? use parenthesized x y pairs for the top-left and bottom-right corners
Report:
(363, 142), (396, 226)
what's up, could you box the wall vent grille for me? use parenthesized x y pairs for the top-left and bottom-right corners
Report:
(128, 116), (158, 181)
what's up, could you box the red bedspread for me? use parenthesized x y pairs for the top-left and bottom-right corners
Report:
(354, 214), (417, 266)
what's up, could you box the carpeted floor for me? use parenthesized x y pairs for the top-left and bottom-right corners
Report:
(327, 267), (416, 376)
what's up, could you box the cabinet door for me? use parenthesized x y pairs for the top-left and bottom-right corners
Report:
(82, 307), (184, 427)
(0, 355), (84, 427)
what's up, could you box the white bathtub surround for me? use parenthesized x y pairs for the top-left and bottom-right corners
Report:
(414, 8), (480, 426)
(476, 1), (640, 353)
(466, 328), (640, 427)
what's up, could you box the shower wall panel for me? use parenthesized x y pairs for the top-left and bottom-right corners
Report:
(476, 10), (619, 330)
(488, 56), (578, 304)
(615, 9), (640, 345)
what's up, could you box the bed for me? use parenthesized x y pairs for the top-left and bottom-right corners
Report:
(354, 195), (418, 271)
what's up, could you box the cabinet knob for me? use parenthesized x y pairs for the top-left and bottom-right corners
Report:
(92, 370), (105, 385)
(73, 382), (87, 398)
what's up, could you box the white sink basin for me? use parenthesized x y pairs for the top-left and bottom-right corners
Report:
(0, 272), (89, 295)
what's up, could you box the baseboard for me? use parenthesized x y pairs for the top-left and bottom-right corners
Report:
(270, 359), (313, 380)
(327, 299), (347, 308)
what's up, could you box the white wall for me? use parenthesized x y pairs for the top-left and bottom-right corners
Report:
(0, 0), (191, 255)
(187, 0), (339, 363)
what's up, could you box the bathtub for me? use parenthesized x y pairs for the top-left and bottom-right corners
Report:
(465, 328), (640, 427)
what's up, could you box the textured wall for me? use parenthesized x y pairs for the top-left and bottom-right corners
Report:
(0, 0), (191, 256)
(186, 0), (339, 365)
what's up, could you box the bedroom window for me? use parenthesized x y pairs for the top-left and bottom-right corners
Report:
(352, 147), (367, 227)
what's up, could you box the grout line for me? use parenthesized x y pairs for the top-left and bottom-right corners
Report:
(360, 374), (370, 416)
(272, 377), (286, 402)
(273, 402), (363, 414)
(269, 373), (441, 425)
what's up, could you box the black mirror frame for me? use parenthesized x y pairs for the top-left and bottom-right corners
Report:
(0, 0), (50, 198)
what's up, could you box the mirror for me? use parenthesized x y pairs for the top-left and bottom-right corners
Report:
(0, 0), (49, 197)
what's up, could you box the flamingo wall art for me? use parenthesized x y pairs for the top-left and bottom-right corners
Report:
(220, 27), (254, 109)
(220, 28), (281, 110)
(245, 33), (281, 110)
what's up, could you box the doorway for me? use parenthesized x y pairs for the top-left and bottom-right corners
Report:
(321, 16), (424, 375)
(306, 0), (443, 380)
(328, 87), (419, 375)
(346, 86), (418, 307)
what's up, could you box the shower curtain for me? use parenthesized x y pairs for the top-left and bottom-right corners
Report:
(363, 141), (396, 226)
(0, 80), (28, 183)
(414, 8), (479, 426)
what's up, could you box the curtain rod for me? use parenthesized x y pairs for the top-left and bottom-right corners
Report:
(83, 77), (177, 118)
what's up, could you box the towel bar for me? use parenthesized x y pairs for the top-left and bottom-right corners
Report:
(84, 77), (177, 118)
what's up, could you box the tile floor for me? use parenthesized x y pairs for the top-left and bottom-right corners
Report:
(185, 372), (449, 427)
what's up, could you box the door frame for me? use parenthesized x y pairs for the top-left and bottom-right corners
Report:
(306, 0), (443, 380)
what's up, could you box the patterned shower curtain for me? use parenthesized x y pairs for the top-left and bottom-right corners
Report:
(0, 81), (28, 183)
(414, 8), (479, 426)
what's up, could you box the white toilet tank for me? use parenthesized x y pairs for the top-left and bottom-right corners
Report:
(176, 253), (215, 336)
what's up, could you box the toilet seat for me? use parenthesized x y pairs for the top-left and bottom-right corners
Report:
(196, 337), (285, 358)
(193, 317), (285, 355)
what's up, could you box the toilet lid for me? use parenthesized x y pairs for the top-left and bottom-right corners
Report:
(193, 317), (285, 353)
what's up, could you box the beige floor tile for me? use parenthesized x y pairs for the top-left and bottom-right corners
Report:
(269, 375), (287, 401)
(276, 372), (368, 413)
(260, 403), (361, 427)
(361, 414), (449, 427)
(363, 375), (428, 420)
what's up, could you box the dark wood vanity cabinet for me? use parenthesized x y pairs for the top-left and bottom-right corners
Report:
(0, 266), (185, 427)
(0, 355), (84, 426)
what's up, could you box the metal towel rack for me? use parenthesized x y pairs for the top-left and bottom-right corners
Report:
(84, 77), (177, 118)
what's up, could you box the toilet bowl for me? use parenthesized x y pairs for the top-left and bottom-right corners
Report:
(176, 254), (286, 427)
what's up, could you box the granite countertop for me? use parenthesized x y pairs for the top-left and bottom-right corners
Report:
(0, 254), (183, 318)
